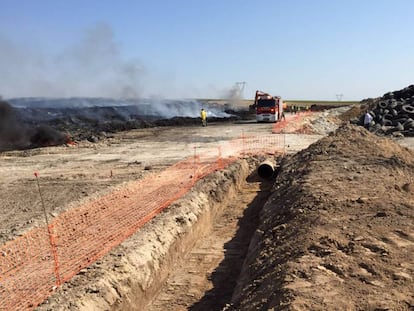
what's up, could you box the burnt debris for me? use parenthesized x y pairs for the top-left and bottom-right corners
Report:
(0, 100), (70, 151)
(1, 98), (241, 152)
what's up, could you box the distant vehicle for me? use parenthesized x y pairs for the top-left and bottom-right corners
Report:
(254, 90), (284, 122)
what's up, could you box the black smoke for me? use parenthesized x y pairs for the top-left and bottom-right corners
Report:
(0, 100), (69, 151)
(0, 100), (26, 150)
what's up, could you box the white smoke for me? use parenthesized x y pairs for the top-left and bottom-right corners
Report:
(0, 23), (146, 98)
(137, 99), (232, 118)
(8, 97), (233, 119)
(215, 83), (247, 111)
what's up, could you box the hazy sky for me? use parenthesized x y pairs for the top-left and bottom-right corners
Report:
(1, 0), (413, 100)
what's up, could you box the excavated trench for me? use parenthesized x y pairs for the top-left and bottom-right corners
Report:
(147, 160), (273, 311)
(37, 156), (275, 310)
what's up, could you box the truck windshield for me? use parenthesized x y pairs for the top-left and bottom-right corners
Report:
(257, 99), (276, 107)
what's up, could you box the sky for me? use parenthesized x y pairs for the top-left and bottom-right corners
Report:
(0, 0), (414, 101)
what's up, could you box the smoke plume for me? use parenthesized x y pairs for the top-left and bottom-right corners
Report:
(0, 100), (69, 151)
(0, 100), (25, 148)
(0, 23), (145, 98)
(217, 83), (246, 110)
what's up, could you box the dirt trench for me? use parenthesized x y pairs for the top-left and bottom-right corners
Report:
(37, 156), (273, 311)
(147, 164), (272, 311)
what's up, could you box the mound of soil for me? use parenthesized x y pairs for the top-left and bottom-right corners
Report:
(229, 124), (414, 310)
(337, 104), (365, 122)
(310, 104), (348, 112)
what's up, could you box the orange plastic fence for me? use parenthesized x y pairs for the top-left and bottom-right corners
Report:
(0, 133), (286, 310)
(272, 111), (313, 134)
(230, 133), (286, 155)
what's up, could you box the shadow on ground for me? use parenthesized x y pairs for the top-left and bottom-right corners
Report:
(189, 170), (273, 311)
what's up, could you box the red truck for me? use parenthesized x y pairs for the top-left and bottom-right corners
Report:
(254, 90), (284, 122)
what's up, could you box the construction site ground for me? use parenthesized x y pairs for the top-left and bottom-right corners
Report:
(1, 107), (414, 310)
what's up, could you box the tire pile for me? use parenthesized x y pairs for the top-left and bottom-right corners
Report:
(353, 85), (414, 136)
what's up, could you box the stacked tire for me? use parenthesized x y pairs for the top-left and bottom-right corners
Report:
(354, 85), (414, 136)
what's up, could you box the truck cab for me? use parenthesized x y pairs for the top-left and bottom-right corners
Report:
(254, 90), (283, 122)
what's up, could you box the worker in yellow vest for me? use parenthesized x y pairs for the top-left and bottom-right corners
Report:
(200, 108), (207, 127)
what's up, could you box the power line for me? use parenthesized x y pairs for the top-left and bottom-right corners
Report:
(235, 81), (246, 98)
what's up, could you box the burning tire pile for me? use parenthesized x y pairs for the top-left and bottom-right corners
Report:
(0, 98), (242, 152)
(353, 84), (414, 136)
(0, 100), (71, 151)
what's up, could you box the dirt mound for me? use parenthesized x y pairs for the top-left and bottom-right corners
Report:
(337, 104), (365, 122)
(309, 104), (347, 112)
(229, 124), (414, 310)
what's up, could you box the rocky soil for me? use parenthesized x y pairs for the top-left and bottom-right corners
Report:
(228, 124), (414, 310)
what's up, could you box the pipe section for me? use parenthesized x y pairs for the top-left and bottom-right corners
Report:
(257, 159), (276, 179)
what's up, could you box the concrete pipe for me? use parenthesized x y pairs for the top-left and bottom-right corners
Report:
(257, 159), (277, 179)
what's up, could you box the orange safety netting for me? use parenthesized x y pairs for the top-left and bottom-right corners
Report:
(229, 133), (286, 155)
(272, 111), (313, 134)
(0, 133), (287, 310)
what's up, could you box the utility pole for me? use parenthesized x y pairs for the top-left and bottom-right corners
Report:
(235, 82), (246, 98)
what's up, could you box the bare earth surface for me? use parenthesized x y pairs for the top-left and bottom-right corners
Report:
(0, 119), (319, 245)
(2, 107), (414, 310)
(228, 124), (414, 310)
